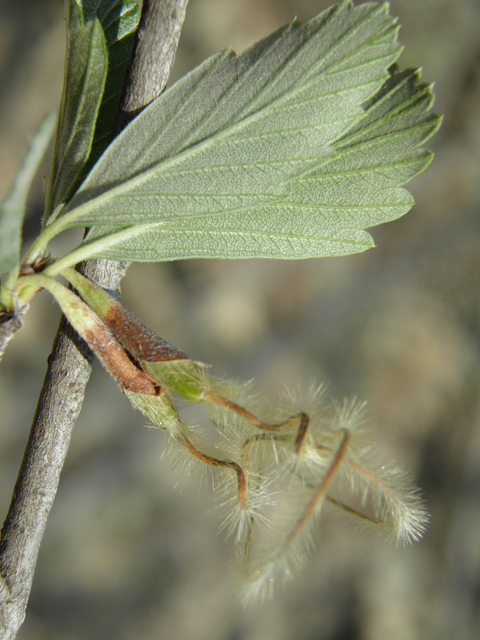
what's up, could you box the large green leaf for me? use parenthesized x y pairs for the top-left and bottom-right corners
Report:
(46, 1), (440, 265)
(80, 0), (140, 178)
(44, 0), (107, 221)
(0, 113), (56, 278)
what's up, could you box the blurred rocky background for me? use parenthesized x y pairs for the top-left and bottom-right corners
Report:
(1, 0), (479, 638)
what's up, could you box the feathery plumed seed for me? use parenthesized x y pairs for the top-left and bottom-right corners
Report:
(60, 270), (428, 603)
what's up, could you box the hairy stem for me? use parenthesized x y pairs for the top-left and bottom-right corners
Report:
(180, 433), (248, 510)
(206, 389), (306, 434)
(0, 2), (188, 637)
(286, 429), (350, 547)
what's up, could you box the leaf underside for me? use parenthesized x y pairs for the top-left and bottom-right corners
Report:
(44, 0), (140, 223)
(44, 0), (107, 220)
(56, 0), (441, 263)
(80, 0), (140, 178)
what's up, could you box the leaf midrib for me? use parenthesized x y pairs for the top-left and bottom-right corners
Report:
(54, 4), (400, 236)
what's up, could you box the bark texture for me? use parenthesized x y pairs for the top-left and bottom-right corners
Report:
(0, 2), (188, 637)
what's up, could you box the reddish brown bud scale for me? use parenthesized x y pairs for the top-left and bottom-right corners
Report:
(63, 268), (188, 363)
(102, 303), (188, 363)
(33, 274), (162, 396)
(82, 325), (161, 396)
(18, 254), (54, 275)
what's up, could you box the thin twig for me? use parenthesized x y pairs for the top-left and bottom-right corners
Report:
(0, 2), (188, 637)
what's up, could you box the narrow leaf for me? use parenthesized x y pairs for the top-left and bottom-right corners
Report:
(51, 1), (440, 264)
(0, 113), (56, 278)
(80, 0), (140, 177)
(44, 0), (107, 222)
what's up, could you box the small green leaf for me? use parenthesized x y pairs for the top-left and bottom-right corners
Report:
(48, 1), (440, 265)
(44, 0), (107, 222)
(80, 0), (140, 177)
(0, 113), (56, 278)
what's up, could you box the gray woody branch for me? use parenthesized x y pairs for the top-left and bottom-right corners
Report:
(0, 1), (188, 637)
